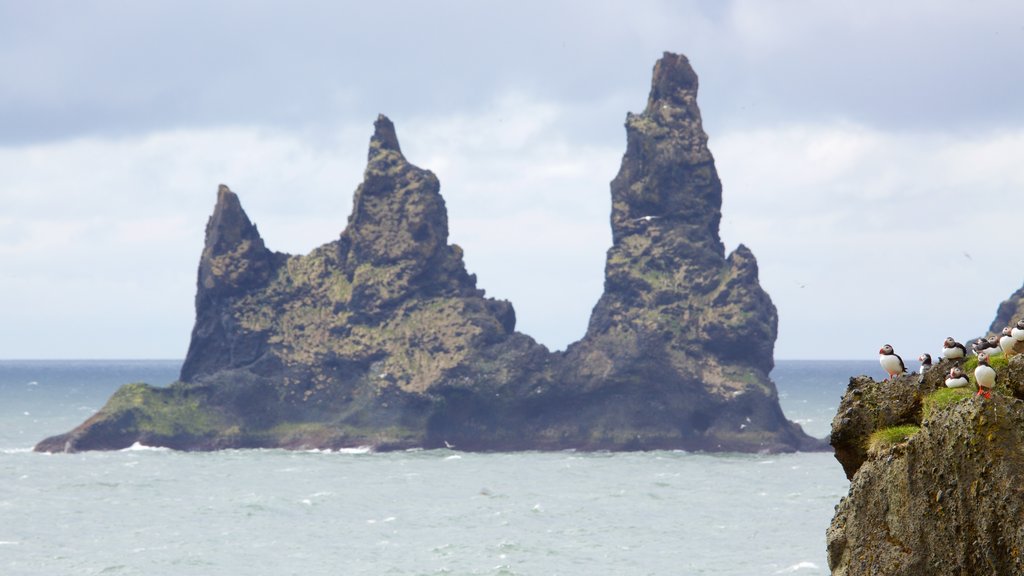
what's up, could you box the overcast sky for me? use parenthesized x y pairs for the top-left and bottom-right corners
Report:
(3, 1), (1024, 363)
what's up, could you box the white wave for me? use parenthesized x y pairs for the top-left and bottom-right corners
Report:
(1, 448), (33, 454)
(303, 446), (373, 455)
(444, 454), (462, 460)
(120, 441), (170, 452)
(337, 446), (373, 455)
(775, 561), (819, 573)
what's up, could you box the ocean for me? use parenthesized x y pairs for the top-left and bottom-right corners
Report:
(0, 360), (865, 575)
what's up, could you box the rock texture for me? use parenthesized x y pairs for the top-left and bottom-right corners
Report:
(36, 52), (822, 454)
(560, 53), (808, 451)
(829, 353), (1024, 573)
(986, 282), (1024, 337)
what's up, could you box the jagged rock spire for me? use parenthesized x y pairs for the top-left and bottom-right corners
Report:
(610, 51), (720, 250)
(582, 51), (777, 377)
(181, 185), (277, 382)
(370, 113), (403, 156)
(197, 184), (273, 295)
(344, 115), (448, 266)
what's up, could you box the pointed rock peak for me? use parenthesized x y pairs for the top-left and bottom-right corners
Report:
(205, 184), (264, 256)
(346, 115), (449, 268)
(609, 51), (718, 247)
(196, 183), (275, 298)
(371, 114), (403, 157)
(726, 244), (760, 281)
(646, 52), (699, 113)
(217, 183), (233, 200)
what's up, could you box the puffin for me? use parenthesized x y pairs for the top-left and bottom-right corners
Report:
(1000, 327), (1018, 359)
(942, 337), (967, 361)
(1013, 319), (1024, 342)
(974, 352), (996, 399)
(918, 353), (933, 383)
(879, 344), (906, 382)
(944, 366), (970, 388)
(973, 336), (1000, 357)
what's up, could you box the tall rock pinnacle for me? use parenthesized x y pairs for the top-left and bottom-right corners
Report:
(181, 185), (279, 382)
(563, 51), (800, 450)
(610, 52), (720, 250)
(344, 114), (448, 268)
(581, 51), (776, 375)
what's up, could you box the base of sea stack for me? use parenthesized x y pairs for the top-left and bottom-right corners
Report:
(35, 378), (826, 454)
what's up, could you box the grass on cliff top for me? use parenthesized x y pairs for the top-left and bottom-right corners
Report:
(867, 425), (920, 454)
(962, 352), (1009, 373)
(922, 387), (973, 420)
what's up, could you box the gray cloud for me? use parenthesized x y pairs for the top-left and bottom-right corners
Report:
(5, 1), (1023, 147)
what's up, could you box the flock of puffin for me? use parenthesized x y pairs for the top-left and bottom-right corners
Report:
(879, 320), (1024, 400)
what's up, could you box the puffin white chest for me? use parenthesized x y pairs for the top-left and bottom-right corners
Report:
(1001, 335), (1016, 355)
(880, 354), (903, 376)
(941, 347), (964, 360)
(945, 374), (969, 388)
(975, 364), (997, 389)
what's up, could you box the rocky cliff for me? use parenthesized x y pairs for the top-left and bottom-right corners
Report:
(986, 281), (1024, 337)
(36, 52), (822, 454)
(829, 341), (1024, 573)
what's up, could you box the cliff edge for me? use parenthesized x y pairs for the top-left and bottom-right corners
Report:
(36, 53), (822, 454)
(829, 349), (1024, 573)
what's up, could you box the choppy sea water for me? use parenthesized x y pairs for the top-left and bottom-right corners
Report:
(0, 360), (867, 575)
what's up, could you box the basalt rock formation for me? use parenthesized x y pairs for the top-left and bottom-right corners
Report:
(36, 52), (822, 454)
(829, 326), (1024, 571)
(986, 282), (1024, 338)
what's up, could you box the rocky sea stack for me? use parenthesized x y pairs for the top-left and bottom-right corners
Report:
(829, 321), (1024, 571)
(37, 52), (822, 454)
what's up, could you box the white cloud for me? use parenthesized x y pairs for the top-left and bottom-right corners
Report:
(0, 126), (366, 358)
(0, 97), (623, 357)
(716, 123), (1024, 359)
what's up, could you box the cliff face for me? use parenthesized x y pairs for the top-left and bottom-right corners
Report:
(36, 52), (822, 454)
(986, 282), (1024, 337)
(829, 304), (1024, 575)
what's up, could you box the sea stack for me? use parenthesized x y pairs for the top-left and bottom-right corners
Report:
(36, 52), (822, 454)
(561, 52), (814, 451)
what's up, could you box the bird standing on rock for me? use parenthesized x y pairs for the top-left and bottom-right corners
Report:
(918, 353), (932, 383)
(945, 366), (969, 388)
(974, 352), (996, 399)
(1000, 327), (1018, 359)
(1012, 319), (1024, 342)
(879, 344), (906, 382)
(942, 337), (967, 362)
